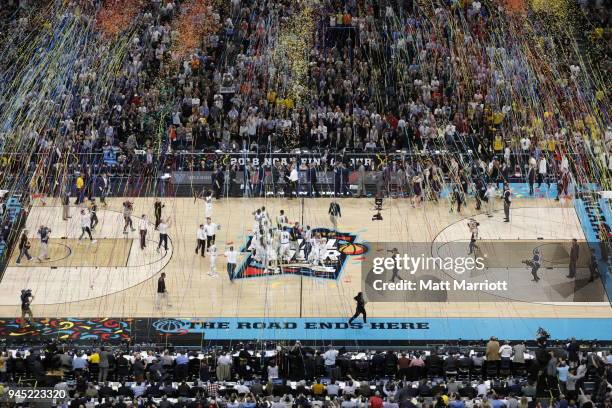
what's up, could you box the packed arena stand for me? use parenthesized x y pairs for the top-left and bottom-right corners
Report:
(0, 0), (609, 197)
(0, 0), (610, 406)
(0, 338), (611, 407)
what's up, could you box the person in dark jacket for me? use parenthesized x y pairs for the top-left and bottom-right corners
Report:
(117, 382), (135, 398)
(348, 292), (367, 324)
(328, 201), (341, 230)
(307, 163), (318, 197)
(213, 167), (224, 199)
(154, 199), (164, 230)
(16, 230), (32, 264)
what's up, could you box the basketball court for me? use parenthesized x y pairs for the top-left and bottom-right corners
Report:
(0, 196), (610, 342)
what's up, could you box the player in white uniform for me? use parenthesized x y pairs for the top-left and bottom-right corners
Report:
(253, 209), (264, 233)
(276, 210), (288, 229)
(78, 209), (96, 243)
(204, 218), (220, 249)
(250, 235), (261, 262)
(207, 244), (218, 277)
(257, 238), (267, 266)
(204, 194), (213, 218)
(308, 233), (321, 265)
(261, 206), (269, 224)
(279, 228), (291, 262)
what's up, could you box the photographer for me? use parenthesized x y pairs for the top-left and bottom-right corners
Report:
(20, 289), (34, 328)
(529, 248), (541, 282)
(37, 225), (51, 262)
(468, 219), (480, 255)
(16, 229), (32, 264)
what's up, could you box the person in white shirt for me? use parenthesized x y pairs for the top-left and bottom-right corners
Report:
(538, 156), (548, 188)
(476, 380), (488, 397)
(267, 362), (279, 379)
(234, 382), (250, 394)
(204, 217), (220, 248)
(224, 245), (238, 280)
(157, 218), (171, 252)
(196, 224), (207, 257)
(342, 382), (356, 397)
(324, 346), (339, 374)
(260, 207), (270, 229)
(288, 165), (299, 199)
(520, 136), (531, 154)
(253, 208), (263, 232)
(216, 352), (232, 381)
(208, 244), (218, 277)
(78, 209), (96, 243)
(499, 341), (513, 359)
(139, 215), (148, 249)
(484, 183), (496, 216)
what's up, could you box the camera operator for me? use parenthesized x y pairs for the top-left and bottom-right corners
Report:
(20, 289), (34, 328)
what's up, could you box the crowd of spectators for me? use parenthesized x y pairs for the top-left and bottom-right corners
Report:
(0, 338), (611, 407)
(0, 0), (609, 195)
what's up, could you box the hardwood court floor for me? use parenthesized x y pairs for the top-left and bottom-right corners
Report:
(9, 239), (133, 268)
(0, 196), (609, 320)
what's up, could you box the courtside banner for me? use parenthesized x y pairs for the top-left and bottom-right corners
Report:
(144, 317), (612, 341)
(1, 317), (611, 343)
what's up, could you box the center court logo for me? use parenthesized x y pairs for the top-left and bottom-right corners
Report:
(233, 227), (367, 280)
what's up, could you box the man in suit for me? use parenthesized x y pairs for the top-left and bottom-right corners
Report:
(254, 165), (266, 197)
(213, 167), (224, 199)
(502, 183), (511, 222)
(154, 199), (164, 230)
(62, 192), (71, 220)
(307, 163), (318, 197)
(16, 230), (32, 264)
(329, 201), (341, 230)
